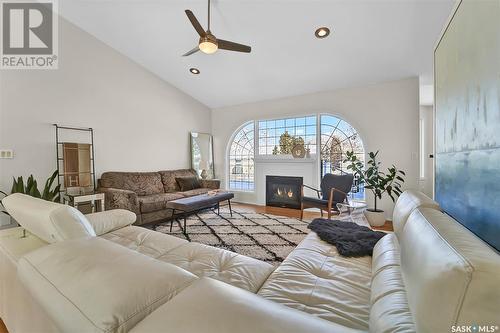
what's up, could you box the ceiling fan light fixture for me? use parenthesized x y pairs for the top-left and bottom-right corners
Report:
(199, 35), (218, 54)
(315, 27), (330, 39)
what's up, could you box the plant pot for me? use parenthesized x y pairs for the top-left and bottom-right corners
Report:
(364, 209), (386, 227)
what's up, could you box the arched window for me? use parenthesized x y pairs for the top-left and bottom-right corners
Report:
(320, 115), (365, 199)
(228, 122), (255, 191)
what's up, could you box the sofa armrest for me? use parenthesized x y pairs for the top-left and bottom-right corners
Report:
(99, 188), (140, 215)
(130, 277), (365, 333)
(200, 179), (220, 190)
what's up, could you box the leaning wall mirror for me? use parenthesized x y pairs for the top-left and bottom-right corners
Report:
(54, 124), (96, 195)
(62, 143), (92, 188)
(190, 132), (214, 179)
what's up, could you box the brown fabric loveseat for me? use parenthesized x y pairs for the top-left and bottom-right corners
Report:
(98, 169), (220, 225)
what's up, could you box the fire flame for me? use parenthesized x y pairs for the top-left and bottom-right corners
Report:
(275, 187), (294, 199)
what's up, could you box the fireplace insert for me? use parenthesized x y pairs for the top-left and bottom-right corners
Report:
(266, 176), (303, 209)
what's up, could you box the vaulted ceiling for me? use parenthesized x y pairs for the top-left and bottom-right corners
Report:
(59, 0), (455, 108)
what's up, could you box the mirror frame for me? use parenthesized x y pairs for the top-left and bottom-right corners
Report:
(190, 132), (215, 180)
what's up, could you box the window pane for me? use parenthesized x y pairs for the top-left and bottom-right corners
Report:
(320, 115), (365, 199)
(229, 122), (255, 191)
(286, 127), (295, 136)
(285, 118), (294, 127)
(257, 116), (317, 156)
(306, 125), (316, 135)
(306, 116), (316, 126)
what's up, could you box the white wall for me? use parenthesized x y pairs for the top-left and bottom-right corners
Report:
(212, 77), (420, 218)
(0, 18), (211, 224)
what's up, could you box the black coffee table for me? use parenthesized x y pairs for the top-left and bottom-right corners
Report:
(165, 192), (234, 234)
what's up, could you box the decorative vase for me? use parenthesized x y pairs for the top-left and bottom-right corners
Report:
(364, 209), (386, 227)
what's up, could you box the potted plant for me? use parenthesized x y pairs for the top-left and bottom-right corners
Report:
(344, 151), (405, 226)
(1, 171), (61, 225)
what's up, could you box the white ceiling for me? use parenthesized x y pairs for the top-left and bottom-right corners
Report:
(59, 0), (455, 108)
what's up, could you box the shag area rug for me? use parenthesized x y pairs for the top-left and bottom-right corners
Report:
(154, 205), (366, 266)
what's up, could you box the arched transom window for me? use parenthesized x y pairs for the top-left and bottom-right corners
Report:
(228, 122), (255, 190)
(320, 114), (365, 199)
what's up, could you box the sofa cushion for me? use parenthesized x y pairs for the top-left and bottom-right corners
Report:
(157, 242), (275, 292)
(100, 172), (164, 196)
(399, 208), (500, 332)
(159, 169), (198, 192)
(392, 189), (440, 237)
(175, 176), (201, 192)
(100, 226), (188, 257)
(130, 278), (364, 333)
(18, 237), (198, 333)
(2, 193), (95, 243)
(100, 226), (274, 293)
(181, 188), (211, 197)
(369, 233), (415, 333)
(138, 192), (184, 213)
(258, 232), (371, 330)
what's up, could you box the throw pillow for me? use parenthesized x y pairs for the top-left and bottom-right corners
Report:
(175, 176), (201, 191)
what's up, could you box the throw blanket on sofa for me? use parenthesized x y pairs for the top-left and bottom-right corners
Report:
(308, 219), (386, 257)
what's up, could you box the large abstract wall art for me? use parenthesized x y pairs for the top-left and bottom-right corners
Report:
(435, 0), (500, 251)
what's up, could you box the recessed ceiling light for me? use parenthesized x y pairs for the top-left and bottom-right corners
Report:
(315, 27), (330, 39)
(189, 67), (200, 75)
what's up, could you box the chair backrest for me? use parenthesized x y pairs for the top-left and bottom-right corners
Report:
(320, 174), (354, 202)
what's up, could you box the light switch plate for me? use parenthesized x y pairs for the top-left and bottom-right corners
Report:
(0, 150), (14, 159)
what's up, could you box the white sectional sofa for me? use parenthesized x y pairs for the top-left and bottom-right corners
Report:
(0, 191), (499, 333)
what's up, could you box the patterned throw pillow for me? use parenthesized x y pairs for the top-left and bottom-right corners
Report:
(175, 177), (201, 191)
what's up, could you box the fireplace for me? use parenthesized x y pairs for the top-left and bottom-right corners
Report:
(266, 176), (303, 209)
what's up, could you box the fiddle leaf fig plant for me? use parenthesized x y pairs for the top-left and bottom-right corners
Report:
(344, 151), (405, 212)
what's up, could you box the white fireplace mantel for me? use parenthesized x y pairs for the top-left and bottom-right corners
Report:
(230, 155), (321, 206)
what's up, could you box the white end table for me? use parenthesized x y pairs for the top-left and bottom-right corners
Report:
(64, 192), (105, 213)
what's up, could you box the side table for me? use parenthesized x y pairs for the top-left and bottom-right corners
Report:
(64, 192), (105, 213)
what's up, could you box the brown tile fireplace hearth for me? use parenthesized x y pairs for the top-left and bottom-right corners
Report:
(266, 175), (303, 210)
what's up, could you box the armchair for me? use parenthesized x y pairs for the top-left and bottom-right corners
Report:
(300, 174), (354, 220)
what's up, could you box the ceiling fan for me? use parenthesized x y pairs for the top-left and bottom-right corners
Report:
(182, 0), (251, 56)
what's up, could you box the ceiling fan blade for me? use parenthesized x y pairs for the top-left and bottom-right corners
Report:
(217, 39), (251, 53)
(185, 10), (206, 37)
(182, 46), (200, 57)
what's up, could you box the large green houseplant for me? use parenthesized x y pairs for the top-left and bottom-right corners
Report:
(1, 170), (61, 218)
(10, 170), (61, 202)
(344, 151), (406, 226)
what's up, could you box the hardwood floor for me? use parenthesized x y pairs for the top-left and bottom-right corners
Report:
(0, 319), (7, 333)
(232, 202), (393, 231)
(234, 202), (322, 219)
